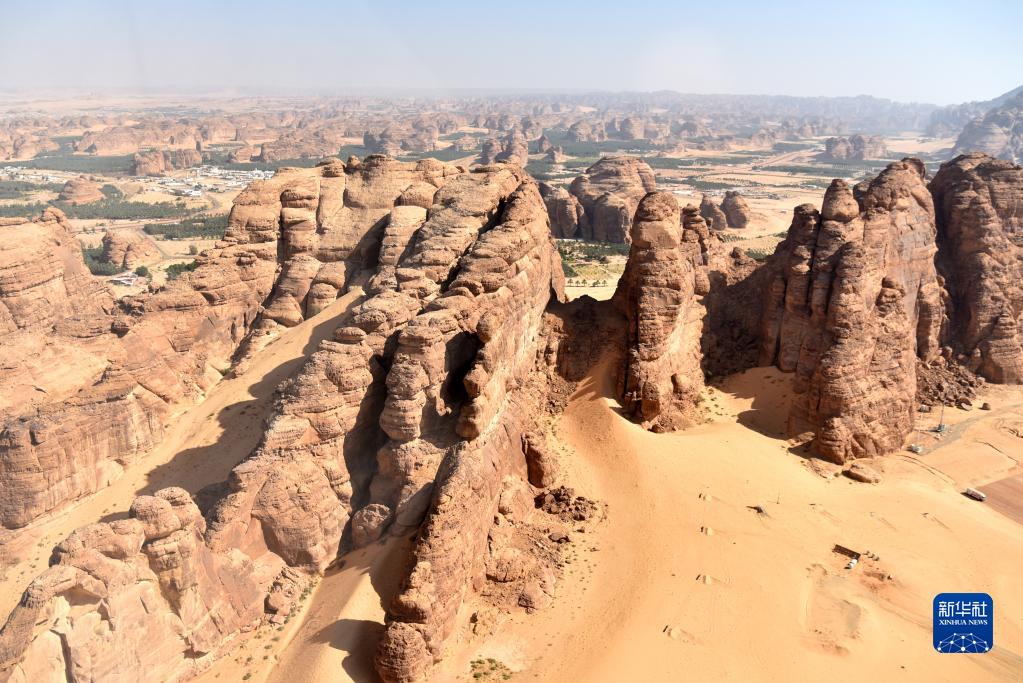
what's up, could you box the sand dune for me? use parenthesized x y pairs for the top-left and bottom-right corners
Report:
(448, 362), (1023, 682)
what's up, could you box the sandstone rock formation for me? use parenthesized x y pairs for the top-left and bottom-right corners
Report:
(931, 153), (1023, 382)
(759, 159), (944, 462)
(952, 92), (1023, 163)
(0, 487), (263, 681)
(495, 132), (529, 166)
(566, 156), (657, 242)
(476, 138), (501, 165)
(545, 146), (568, 164)
(613, 193), (710, 431)
(567, 121), (603, 142)
(132, 149), (203, 176)
(99, 230), (161, 270)
(227, 145), (260, 163)
(539, 183), (584, 239)
(0, 156), (462, 530)
(57, 177), (104, 204)
(927, 85), (1023, 138)
(699, 194), (728, 230)
(8, 144), (1020, 683)
(0, 206), (263, 529)
(820, 135), (888, 162)
(1, 159), (578, 683)
(618, 117), (646, 140)
(720, 190), (751, 229)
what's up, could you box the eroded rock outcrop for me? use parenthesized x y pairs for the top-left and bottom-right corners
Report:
(613, 193), (709, 431)
(699, 194), (728, 230)
(100, 230), (160, 270)
(567, 156), (657, 242)
(759, 159), (944, 462)
(820, 134), (888, 162)
(57, 177), (104, 204)
(720, 190), (751, 229)
(540, 183), (584, 239)
(0, 156), (462, 530)
(132, 149), (202, 176)
(931, 153), (1023, 382)
(12, 147), (1018, 683)
(0, 488), (263, 682)
(1, 160), (576, 683)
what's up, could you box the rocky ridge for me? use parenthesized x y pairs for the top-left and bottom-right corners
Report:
(0, 159), (579, 683)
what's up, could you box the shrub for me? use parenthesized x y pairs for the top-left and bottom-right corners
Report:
(166, 260), (199, 280)
(21, 155), (135, 174)
(144, 214), (228, 240)
(134, 265), (150, 277)
(0, 202), (47, 218)
(81, 246), (120, 275)
(100, 184), (124, 200)
(0, 180), (64, 199)
(54, 199), (186, 220)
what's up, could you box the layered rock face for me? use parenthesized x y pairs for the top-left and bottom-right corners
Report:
(953, 92), (1023, 163)
(9, 149), (1021, 682)
(820, 134), (888, 162)
(759, 159), (944, 462)
(567, 120), (604, 142)
(494, 132), (529, 166)
(0, 206), (263, 528)
(0, 156), (461, 530)
(477, 134), (528, 167)
(228, 144), (260, 163)
(374, 174), (567, 683)
(551, 156), (657, 242)
(1, 161), (572, 683)
(229, 155), (460, 331)
(931, 153), (1023, 383)
(613, 193), (710, 431)
(132, 149), (203, 176)
(57, 177), (104, 204)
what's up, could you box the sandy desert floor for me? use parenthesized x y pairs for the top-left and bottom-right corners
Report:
(444, 363), (1023, 682)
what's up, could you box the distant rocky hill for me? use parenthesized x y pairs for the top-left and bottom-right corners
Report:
(951, 92), (1023, 163)
(926, 84), (1023, 137)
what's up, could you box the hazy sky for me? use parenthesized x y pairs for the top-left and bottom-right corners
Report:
(1, 0), (1021, 105)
